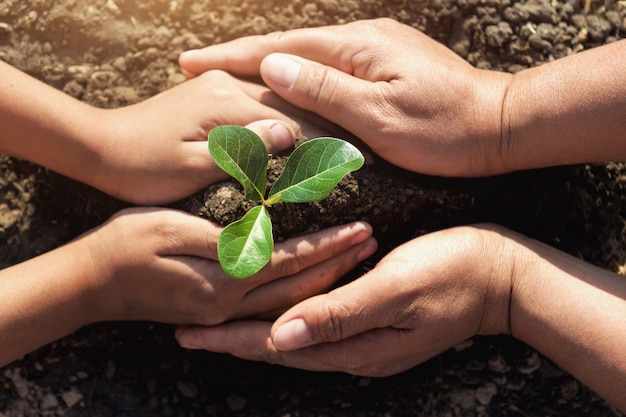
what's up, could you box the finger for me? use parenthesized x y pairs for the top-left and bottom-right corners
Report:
(234, 78), (343, 137)
(235, 236), (378, 319)
(259, 53), (378, 139)
(268, 263), (403, 351)
(147, 208), (222, 260)
(176, 321), (275, 354)
(179, 35), (271, 77)
(182, 118), (297, 187)
(178, 23), (352, 77)
(175, 320), (419, 376)
(253, 221), (374, 286)
(244, 119), (295, 154)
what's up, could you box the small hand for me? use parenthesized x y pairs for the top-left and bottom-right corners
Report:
(92, 71), (336, 205)
(179, 18), (512, 177)
(81, 207), (378, 325)
(175, 224), (513, 376)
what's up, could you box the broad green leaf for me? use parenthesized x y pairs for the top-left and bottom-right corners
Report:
(208, 125), (268, 201)
(268, 138), (364, 203)
(217, 205), (273, 279)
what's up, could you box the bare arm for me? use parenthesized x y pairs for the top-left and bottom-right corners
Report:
(0, 236), (100, 365)
(0, 60), (103, 185)
(502, 39), (626, 172)
(510, 236), (626, 407)
(0, 207), (376, 367)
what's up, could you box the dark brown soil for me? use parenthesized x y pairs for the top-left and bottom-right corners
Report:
(0, 0), (625, 416)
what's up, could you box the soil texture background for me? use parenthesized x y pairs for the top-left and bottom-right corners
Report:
(0, 0), (625, 416)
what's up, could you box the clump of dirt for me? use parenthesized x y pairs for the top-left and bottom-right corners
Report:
(1, 0), (625, 416)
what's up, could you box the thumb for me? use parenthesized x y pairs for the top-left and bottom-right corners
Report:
(243, 119), (296, 155)
(260, 53), (371, 137)
(270, 272), (392, 351)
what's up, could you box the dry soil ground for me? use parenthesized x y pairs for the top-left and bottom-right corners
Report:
(0, 0), (625, 416)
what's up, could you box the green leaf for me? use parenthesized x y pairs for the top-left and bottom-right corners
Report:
(268, 138), (364, 203)
(208, 125), (268, 201)
(217, 205), (274, 279)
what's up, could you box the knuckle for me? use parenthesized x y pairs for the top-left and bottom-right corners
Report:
(304, 65), (338, 107)
(284, 283), (308, 307)
(264, 30), (287, 47)
(352, 18), (386, 37)
(276, 252), (306, 277)
(197, 70), (236, 95)
(314, 299), (349, 342)
(198, 68), (230, 82)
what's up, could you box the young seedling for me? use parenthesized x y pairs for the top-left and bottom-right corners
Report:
(208, 125), (365, 279)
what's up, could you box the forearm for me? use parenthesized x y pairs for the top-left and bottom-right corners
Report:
(510, 239), (626, 410)
(0, 60), (106, 184)
(0, 239), (101, 367)
(502, 39), (626, 171)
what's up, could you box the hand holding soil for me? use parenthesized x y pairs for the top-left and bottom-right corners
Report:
(179, 223), (626, 411)
(0, 204), (375, 367)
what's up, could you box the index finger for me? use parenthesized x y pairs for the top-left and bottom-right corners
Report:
(175, 320), (417, 377)
(178, 21), (358, 77)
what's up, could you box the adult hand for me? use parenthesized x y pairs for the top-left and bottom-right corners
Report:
(175, 224), (513, 376)
(179, 18), (512, 177)
(180, 18), (626, 177)
(175, 224), (626, 412)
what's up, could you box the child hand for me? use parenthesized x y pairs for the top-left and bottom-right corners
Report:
(90, 72), (306, 204)
(81, 207), (377, 325)
(0, 206), (376, 366)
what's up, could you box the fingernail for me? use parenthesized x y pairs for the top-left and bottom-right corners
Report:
(177, 333), (201, 350)
(179, 49), (200, 61)
(262, 53), (301, 89)
(351, 231), (371, 247)
(273, 318), (311, 351)
(357, 239), (378, 262)
(351, 223), (372, 245)
(269, 122), (295, 152)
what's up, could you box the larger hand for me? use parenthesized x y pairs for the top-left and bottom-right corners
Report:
(179, 18), (511, 177)
(176, 225), (513, 375)
(175, 225), (626, 412)
(180, 18), (626, 176)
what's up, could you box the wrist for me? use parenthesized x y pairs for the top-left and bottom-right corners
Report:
(77, 222), (128, 323)
(497, 41), (626, 172)
(0, 236), (105, 365)
(78, 107), (122, 195)
(465, 69), (515, 176)
(471, 224), (517, 336)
